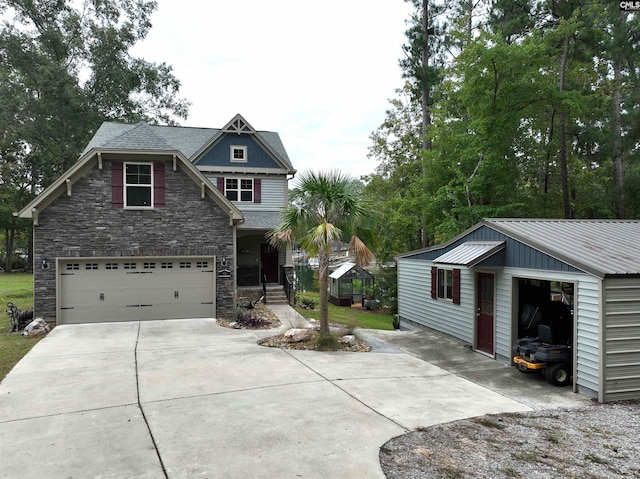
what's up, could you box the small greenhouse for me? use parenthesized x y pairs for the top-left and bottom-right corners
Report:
(329, 262), (375, 306)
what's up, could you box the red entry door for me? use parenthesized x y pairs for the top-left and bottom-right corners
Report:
(476, 273), (495, 355)
(260, 244), (279, 283)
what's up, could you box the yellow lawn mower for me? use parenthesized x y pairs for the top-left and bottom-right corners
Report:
(513, 322), (572, 387)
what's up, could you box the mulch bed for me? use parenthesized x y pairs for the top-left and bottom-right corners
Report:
(218, 304), (372, 352)
(216, 304), (281, 330)
(257, 328), (372, 352)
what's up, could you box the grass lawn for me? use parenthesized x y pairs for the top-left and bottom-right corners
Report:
(0, 273), (42, 381)
(294, 291), (395, 331)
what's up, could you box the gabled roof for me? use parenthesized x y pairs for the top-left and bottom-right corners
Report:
(17, 128), (244, 224)
(329, 262), (375, 280)
(398, 218), (640, 278)
(486, 219), (640, 277)
(330, 262), (356, 279)
(81, 114), (295, 172)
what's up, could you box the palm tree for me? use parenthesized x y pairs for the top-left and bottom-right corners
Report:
(269, 170), (375, 338)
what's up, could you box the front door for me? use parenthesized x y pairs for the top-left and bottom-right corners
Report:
(260, 244), (279, 283)
(476, 273), (495, 355)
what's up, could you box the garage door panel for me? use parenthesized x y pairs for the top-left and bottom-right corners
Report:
(59, 257), (216, 324)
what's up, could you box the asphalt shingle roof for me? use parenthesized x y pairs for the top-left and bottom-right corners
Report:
(82, 120), (294, 171)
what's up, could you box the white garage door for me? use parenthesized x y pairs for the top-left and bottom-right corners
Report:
(58, 257), (215, 324)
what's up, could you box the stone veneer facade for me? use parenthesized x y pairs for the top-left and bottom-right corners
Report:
(34, 159), (235, 323)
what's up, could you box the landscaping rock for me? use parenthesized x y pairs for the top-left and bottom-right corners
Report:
(283, 328), (312, 342)
(340, 335), (356, 346)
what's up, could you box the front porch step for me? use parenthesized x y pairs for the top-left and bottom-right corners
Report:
(237, 285), (291, 305)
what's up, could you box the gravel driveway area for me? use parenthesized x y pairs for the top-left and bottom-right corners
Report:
(380, 401), (640, 479)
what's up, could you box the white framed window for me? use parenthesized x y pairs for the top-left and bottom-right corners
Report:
(124, 162), (153, 208)
(230, 145), (247, 163)
(437, 268), (453, 300)
(225, 178), (253, 202)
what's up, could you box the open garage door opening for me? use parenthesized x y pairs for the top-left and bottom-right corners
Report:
(513, 278), (575, 387)
(516, 279), (574, 343)
(58, 257), (216, 324)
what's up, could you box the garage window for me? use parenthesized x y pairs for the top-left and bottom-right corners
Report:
(431, 266), (461, 304)
(437, 269), (453, 300)
(161, 262), (173, 269)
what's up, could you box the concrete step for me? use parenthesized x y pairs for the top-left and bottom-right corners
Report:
(238, 286), (291, 305)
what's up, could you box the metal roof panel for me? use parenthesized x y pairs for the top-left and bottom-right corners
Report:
(486, 219), (640, 277)
(433, 241), (505, 266)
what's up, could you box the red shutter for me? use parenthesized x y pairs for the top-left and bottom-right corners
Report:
(254, 178), (261, 203)
(431, 266), (437, 299)
(112, 161), (123, 208)
(154, 162), (165, 207)
(452, 269), (461, 305)
(216, 177), (225, 194)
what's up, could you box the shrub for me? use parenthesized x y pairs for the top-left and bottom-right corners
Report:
(297, 296), (316, 310)
(230, 307), (273, 328)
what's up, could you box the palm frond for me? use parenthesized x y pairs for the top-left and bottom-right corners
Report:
(349, 235), (375, 267)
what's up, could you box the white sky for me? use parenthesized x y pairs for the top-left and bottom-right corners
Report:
(131, 0), (413, 179)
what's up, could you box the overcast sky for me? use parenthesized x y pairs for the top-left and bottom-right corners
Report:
(131, 0), (413, 179)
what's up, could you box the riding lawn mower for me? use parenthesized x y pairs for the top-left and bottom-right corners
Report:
(512, 301), (573, 387)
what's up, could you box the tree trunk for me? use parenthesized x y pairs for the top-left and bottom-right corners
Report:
(421, 0), (431, 153)
(318, 249), (330, 337)
(420, 0), (431, 248)
(558, 34), (572, 218)
(5, 227), (15, 273)
(612, 59), (625, 219)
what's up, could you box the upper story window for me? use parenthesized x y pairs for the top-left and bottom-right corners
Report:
(225, 178), (253, 202)
(125, 163), (153, 208)
(112, 161), (164, 209)
(230, 145), (247, 163)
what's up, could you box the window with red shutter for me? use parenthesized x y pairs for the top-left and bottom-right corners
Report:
(431, 266), (437, 299)
(112, 162), (123, 208)
(254, 178), (261, 203)
(452, 269), (461, 305)
(113, 161), (165, 208)
(153, 163), (165, 207)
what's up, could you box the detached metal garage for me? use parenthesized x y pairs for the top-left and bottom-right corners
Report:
(397, 219), (640, 403)
(57, 257), (215, 324)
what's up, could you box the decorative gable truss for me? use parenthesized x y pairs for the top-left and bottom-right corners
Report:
(223, 115), (256, 135)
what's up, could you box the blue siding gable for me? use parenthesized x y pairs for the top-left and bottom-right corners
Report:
(404, 225), (584, 273)
(196, 134), (282, 169)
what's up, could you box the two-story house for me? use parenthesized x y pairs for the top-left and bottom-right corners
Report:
(17, 114), (296, 325)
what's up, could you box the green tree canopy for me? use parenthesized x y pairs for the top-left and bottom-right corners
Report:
(0, 0), (190, 270)
(364, 1), (639, 260)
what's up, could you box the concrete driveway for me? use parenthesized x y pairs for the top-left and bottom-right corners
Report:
(0, 309), (585, 479)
